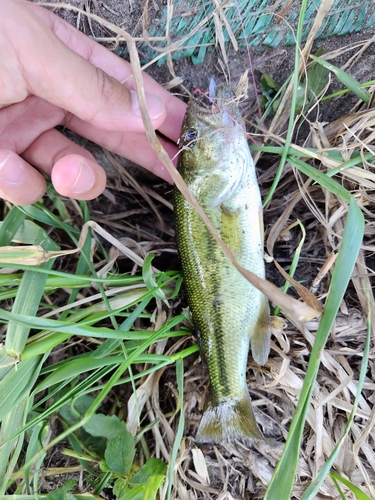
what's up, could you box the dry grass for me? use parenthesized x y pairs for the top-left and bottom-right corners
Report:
(5, 1), (375, 498)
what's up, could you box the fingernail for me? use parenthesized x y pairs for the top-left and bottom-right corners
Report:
(0, 153), (25, 185)
(69, 160), (95, 194)
(130, 90), (165, 119)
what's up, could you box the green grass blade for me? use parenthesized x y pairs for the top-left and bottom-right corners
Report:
(264, 199), (364, 499)
(36, 353), (172, 393)
(0, 206), (27, 245)
(273, 219), (306, 315)
(321, 79), (375, 101)
(300, 274), (372, 499)
(262, 0), (309, 206)
(143, 254), (167, 300)
(329, 472), (372, 500)
(144, 475), (166, 499)
(331, 476), (347, 500)
(5, 266), (53, 357)
(18, 203), (80, 242)
(0, 397), (28, 491)
(0, 220), (53, 248)
(3, 222), (59, 357)
(0, 495), (98, 499)
(23, 415), (49, 494)
(310, 55), (371, 104)
(325, 151), (375, 178)
(165, 357), (184, 500)
(0, 356), (44, 423)
(0, 309), (188, 342)
(288, 157), (352, 202)
(0, 349), (18, 380)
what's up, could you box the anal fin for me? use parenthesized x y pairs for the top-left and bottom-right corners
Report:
(250, 296), (271, 366)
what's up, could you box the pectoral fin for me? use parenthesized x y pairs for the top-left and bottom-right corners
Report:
(250, 297), (271, 366)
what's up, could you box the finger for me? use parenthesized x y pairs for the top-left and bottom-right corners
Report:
(22, 128), (106, 199)
(22, 127), (98, 176)
(26, 3), (187, 141)
(8, 3), (166, 133)
(0, 95), (64, 153)
(52, 154), (106, 199)
(1, 95), (175, 186)
(0, 150), (46, 205)
(67, 116), (179, 182)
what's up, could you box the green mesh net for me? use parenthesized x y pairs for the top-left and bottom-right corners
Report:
(124, 0), (375, 64)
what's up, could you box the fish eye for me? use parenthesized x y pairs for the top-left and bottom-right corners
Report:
(184, 127), (198, 147)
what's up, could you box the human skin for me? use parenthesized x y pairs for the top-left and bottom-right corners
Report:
(0, 0), (187, 205)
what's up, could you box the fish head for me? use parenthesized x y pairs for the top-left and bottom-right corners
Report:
(178, 82), (253, 206)
(179, 84), (244, 163)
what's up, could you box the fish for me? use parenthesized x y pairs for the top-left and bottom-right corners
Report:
(174, 80), (271, 443)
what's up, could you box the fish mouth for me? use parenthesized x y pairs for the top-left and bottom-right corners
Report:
(189, 78), (233, 117)
(208, 78), (231, 106)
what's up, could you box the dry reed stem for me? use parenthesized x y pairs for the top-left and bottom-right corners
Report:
(37, 3), (321, 324)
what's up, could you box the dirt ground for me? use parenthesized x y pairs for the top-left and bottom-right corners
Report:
(28, 1), (375, 498)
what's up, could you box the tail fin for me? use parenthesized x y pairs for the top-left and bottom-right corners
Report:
(196, 388), (264, 443)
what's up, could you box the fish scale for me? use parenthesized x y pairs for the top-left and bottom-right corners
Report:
(174, 83), (271, 443)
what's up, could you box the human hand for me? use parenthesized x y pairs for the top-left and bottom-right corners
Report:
(0, 0), (187, 205)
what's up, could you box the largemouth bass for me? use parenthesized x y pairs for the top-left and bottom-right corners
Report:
(174, 81), (271, 443)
